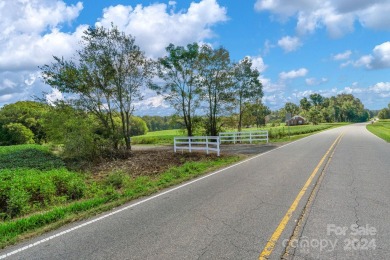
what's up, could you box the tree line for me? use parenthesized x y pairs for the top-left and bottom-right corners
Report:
(282, 93), (370, 124)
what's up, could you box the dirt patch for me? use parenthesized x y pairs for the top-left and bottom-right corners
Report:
(84, 150), (228, 179)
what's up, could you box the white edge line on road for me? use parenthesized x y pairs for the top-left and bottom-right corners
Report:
(0, 127), (344, 259)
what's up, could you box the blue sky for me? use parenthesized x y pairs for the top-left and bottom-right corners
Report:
(1, 0), (389, 115)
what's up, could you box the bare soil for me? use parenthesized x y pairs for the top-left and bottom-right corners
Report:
(85, 150), (227, 179)
(74, 143), (281, 180)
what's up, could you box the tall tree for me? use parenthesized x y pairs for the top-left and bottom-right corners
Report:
(299, 97), (311, 111)
(232, 57), (263, 132)
(41, 25), (153, 150)
(197, 45), (233, 136)
(154, 43), (200, 136)
(284, 102), (300, 116)
(309, 93), (325, 107)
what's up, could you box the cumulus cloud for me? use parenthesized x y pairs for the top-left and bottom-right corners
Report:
(96, 0), (228, 57)
(333, 50), (352, 60)
(277, 36), (302, 52)
(0, 0), (228, 109)
(0, 1), (84, 71)
(255, 0), (390, 37)
(279, 68), (308, 80)
(305, 77), (328, 86)
(248, 56), (267, 73)
(353, 42), (390, 69)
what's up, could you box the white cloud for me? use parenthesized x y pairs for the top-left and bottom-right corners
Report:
(248, 56), (267, 73)
(353, 41), (390, 69)
(46, 89), (64, 105)
(333, 50), (352, 60)
(277, 36), (302, 52)
(305, 77), (328, 86)
(255, 0), (390, 37)
(96, 0), (228, 57)
(0, 0), (228, 109)
(0, 0), (86, 72)
(369, 82), (390, 93)
(279, 68), (308, 80)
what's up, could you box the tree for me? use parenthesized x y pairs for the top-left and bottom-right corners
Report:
(308, 107), (321, 125)
(197, 45), (233, 136)
(309, 93), (324, 107)
(0, 101), (49, 144)
(42, 103), (102, 159)
(155, 43), (200, 136)
(284, 102), (300, 117)
(232, 57), (263, 132)
(378, 108), (390, 119)
(300, 97), (311, 111)
(41, 25), (153, 151)
(243, 101), (270, 128)
(130, 116), (148, 136)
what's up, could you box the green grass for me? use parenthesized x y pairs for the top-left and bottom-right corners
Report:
(132, 129), (184, 144)
(0, 144), (241, 249)
(367, 120), (390, 142)
(0, 144), (65, 170)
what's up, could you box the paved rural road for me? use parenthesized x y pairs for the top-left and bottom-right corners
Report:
(1, 123), (389, 259)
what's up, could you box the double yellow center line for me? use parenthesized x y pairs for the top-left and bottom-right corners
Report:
(259, 133), (344, 259)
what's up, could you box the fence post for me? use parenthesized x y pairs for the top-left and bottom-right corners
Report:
(250, 132), (252, 144)
(217, 137), (220, 156)
(266, 131), (269, 143)
(188, 137), (192, 153)
(206, 136), (209, 154)
(174, 138), (177, 153)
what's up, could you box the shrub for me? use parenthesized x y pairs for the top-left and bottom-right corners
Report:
(1, 123), (35, 145)
(130, 116), (148, 136)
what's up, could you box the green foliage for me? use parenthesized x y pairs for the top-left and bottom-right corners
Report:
(155, 43), (201, 136)
(377, 108), (390, 119)
(130, 116), (148, 136)
(298, 93), (369, 124)
(284, 102), (300, 116)
(42, 104), (105, 160)
(1, 123), (35, 145)
(198, 45), (234, 136)
(0, 168), (85, 219)
(40, 25), (154, 151)
(0, 145), (64, 170)
(232, 57), (263, 131)
(0, 101), (49, 144)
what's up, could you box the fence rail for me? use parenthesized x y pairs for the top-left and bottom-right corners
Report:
(174, 136), (220, 156)
(219, 130), (268, 144)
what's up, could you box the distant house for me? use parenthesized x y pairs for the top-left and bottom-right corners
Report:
(286, 115), (306, 126)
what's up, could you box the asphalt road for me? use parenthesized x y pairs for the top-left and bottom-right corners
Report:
(1, 123), (389, 259)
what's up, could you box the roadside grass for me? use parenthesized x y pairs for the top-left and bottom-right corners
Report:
(0, 144), (241, 249)
(132, 123), (350, 145)
(366, 120), (390, 142)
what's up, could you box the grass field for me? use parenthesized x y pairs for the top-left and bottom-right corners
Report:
(0, 144), (240, 248)
(132, 123), (349, 144)
(366, 120), (390, 142)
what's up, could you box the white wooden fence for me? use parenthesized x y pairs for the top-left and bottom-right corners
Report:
(219, 130), (268, 144)
(174, 136), (220, 156)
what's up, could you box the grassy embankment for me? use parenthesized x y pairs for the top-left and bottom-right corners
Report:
(366, 120), (390, 142)
(132, 123), (350, 144)
(0, 145), (240, 249)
